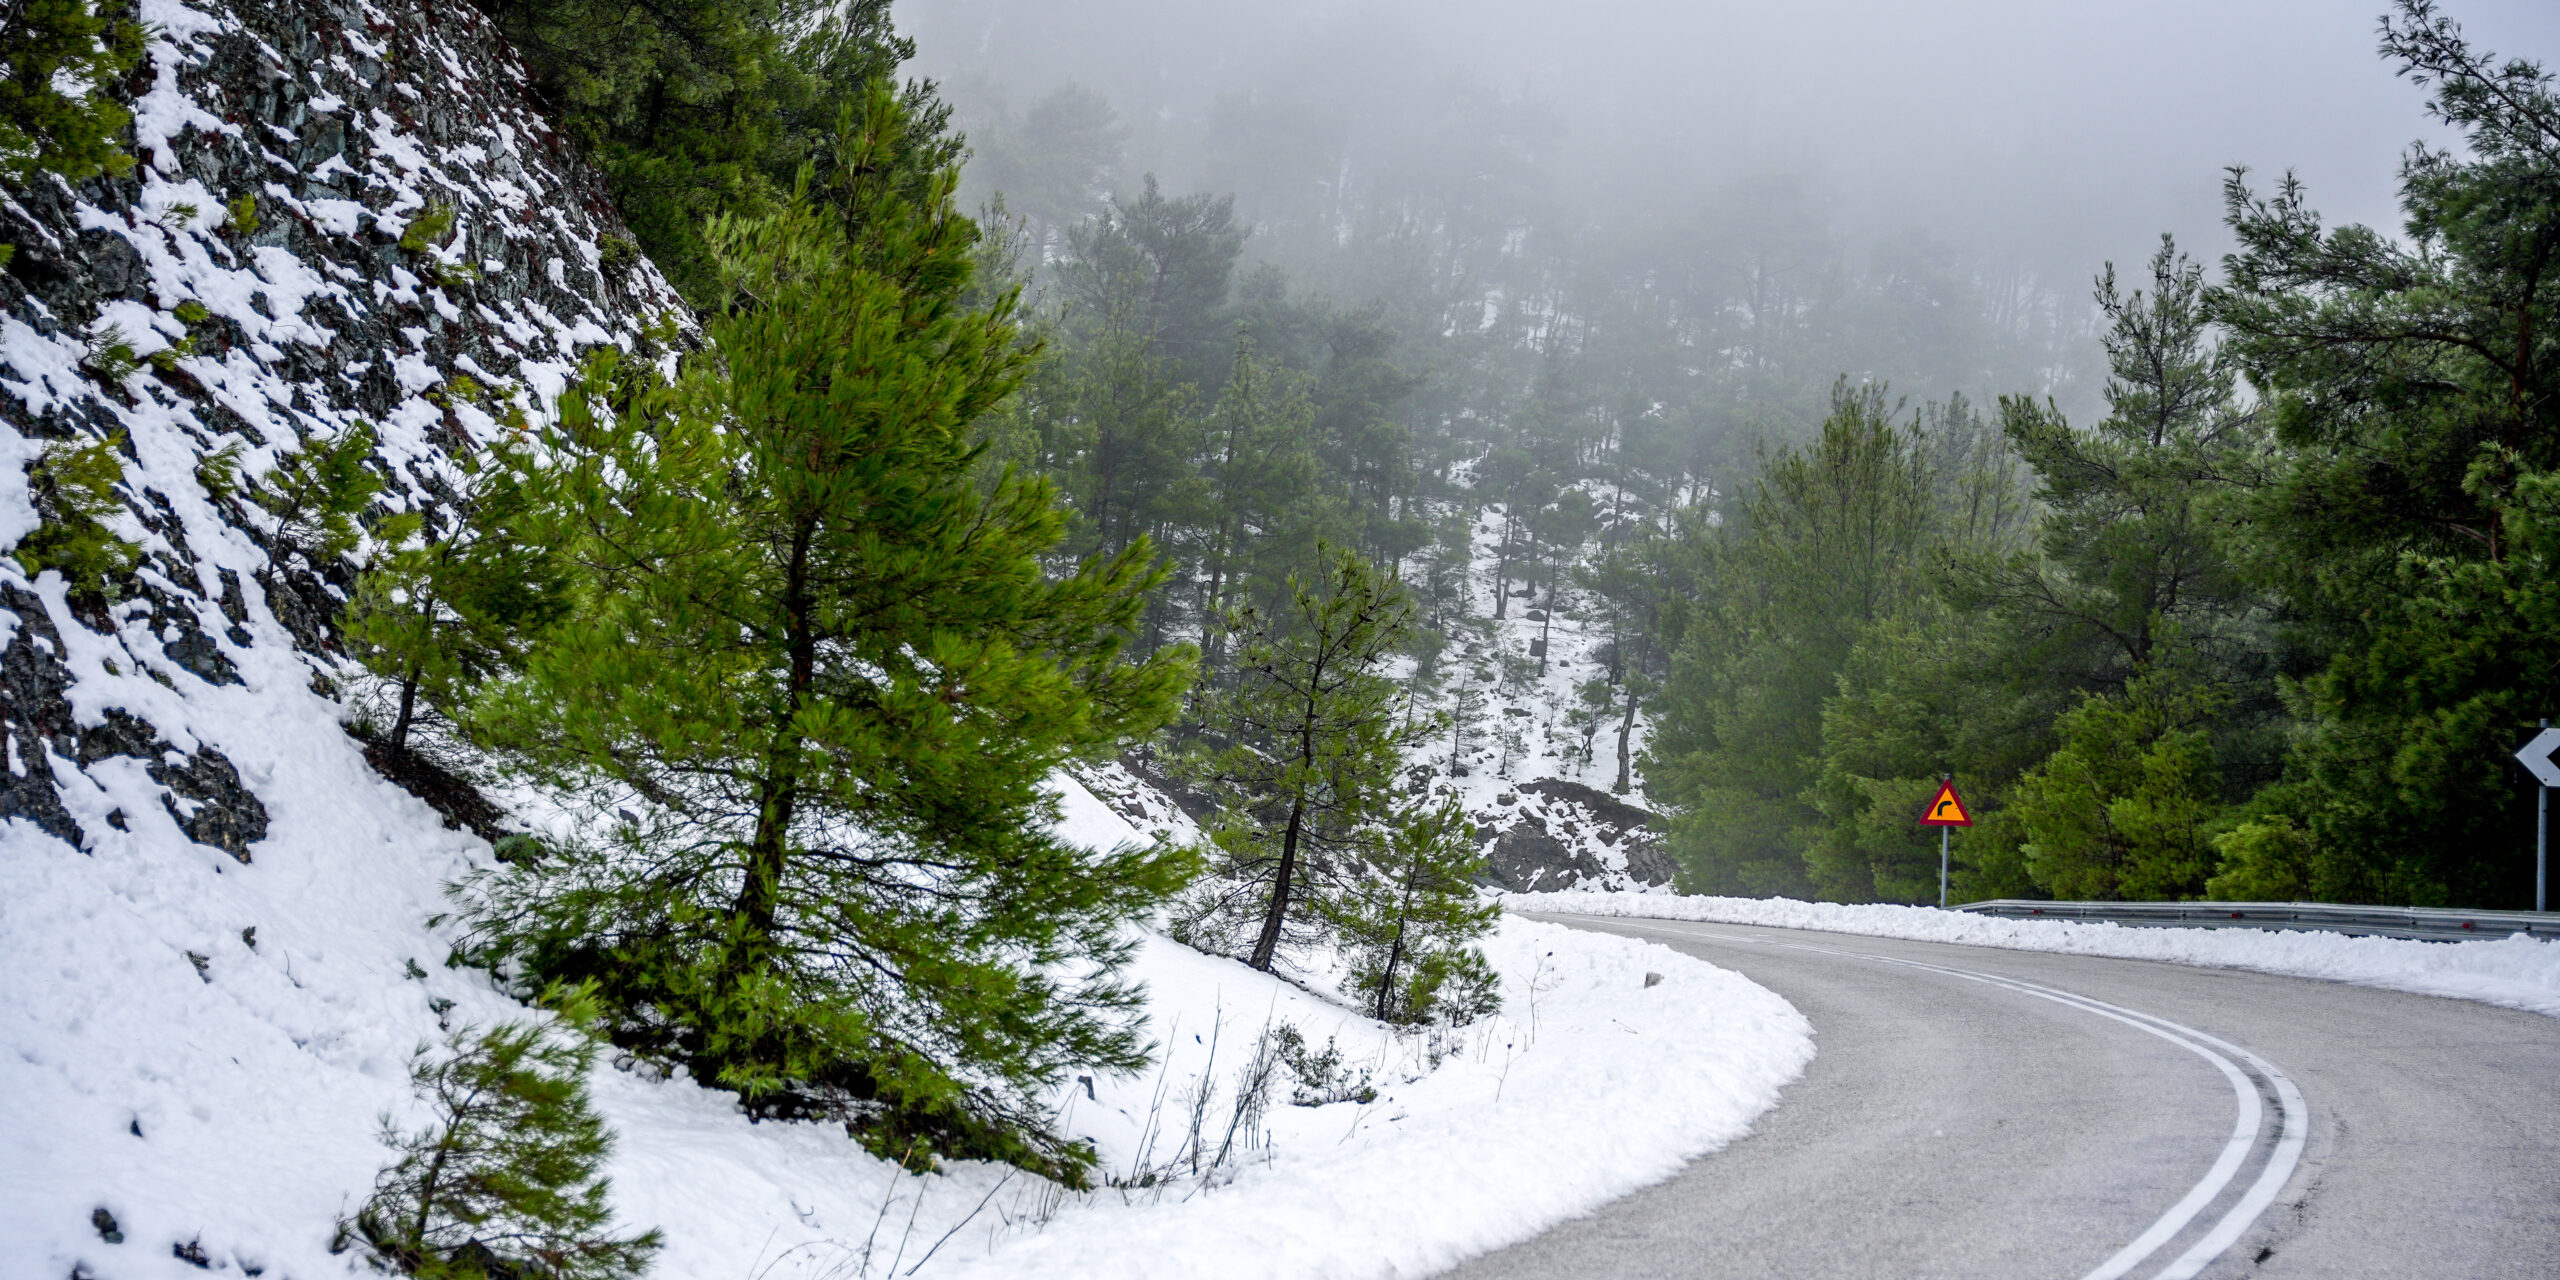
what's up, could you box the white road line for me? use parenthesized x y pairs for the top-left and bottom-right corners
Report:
(1601, 917), (2307, 1280)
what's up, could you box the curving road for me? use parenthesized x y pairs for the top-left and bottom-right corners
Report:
(1443, 913), (2560, 1280)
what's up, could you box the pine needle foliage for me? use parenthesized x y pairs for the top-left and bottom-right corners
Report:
(462, 86), (1195, 1179)
(474, 0), (946, 305)
(0, 0), (142, 186)
(1177, 547), (1425, 973)
(1335, 796), (1500, 1025)
(257, 422), (384, 569)
(12, 432), (137, 598)
(347, 442), (568, 757)
(348, 989), (661, 1280)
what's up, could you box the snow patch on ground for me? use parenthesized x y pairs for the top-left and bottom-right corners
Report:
(2, 764), (1812, 1279)
(1507, 890), (2560, 1019)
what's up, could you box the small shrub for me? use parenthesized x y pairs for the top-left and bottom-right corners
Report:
(1271, 1026), (1375, 1107)
(174, 299), (210, 325)
(195, 441), (245, 503)
(12, 433), (137, 598)
(427, 258), (484, 287)
(84, 324), (138, 384)
(344, 987), (661, 1280)
(424, 374), (483, 410)
(256, 421), (382, 565)
(225, 193), (260, 238)
(1397, 947), (1503, 1027)
(400, 204), (458, 254)
(147, 334), (197, 372)
(595, 234), (638, 281)
(2206, 814), (2314, 902)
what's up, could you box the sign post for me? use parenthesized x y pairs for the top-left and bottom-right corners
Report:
(1918, 776), (1973, 910)
(2517, 721), (2560, 912)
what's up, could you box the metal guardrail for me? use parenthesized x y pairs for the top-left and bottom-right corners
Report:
(1953, 899), (2559, 943)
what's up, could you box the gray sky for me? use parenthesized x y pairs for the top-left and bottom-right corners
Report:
(903, 0), (2560, 282)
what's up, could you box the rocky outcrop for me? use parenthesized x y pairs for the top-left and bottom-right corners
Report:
(0, 0), (677, 857)
(1473, 777), (1675, 892)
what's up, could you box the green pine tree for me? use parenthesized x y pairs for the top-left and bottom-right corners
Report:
(1195, 332), (1317, 671)
(1645, 383), (1941, 897)
(1335, 796), (1500, 1024)
(1979, 237), (2272, 714)
(0, 0), (143, 231)
(11, 432), (137, 600)
(349, 989), (661, 1280)
(464, 87), (1195, 1178)
(2006, 658), (2233, 901)
(2209, 1), (2560, 906)
(1179, 547), (1421, 972)
(346, 441), (567, 757)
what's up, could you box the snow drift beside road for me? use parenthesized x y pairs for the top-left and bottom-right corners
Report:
(1507, 890), (2560, 1019)
(0, 762), (1812, 1280)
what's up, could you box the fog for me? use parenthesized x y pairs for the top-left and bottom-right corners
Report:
(910, 0), (2554, 281)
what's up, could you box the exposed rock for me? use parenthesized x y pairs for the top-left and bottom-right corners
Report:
(1471, 777), (1675, 892)
(149, 740), (268, 861)
(0, 583), (85, 845)
(1480, 821), (1607, 892)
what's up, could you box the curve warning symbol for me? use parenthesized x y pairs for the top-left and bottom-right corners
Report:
(1919, 778), (1973, 827)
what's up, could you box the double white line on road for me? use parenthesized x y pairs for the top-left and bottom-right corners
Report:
(1619, 920), (2309, 1280)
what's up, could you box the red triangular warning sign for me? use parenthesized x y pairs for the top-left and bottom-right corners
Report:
(1918, 778), (1973, 827)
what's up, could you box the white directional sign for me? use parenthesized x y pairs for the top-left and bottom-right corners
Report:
(2518, 728), (2560, 788)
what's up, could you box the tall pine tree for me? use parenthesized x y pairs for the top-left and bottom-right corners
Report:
(1178, 549), (1421, 973)
(465, 87), (1195, 1177)
(2211, 1), (2560, 906)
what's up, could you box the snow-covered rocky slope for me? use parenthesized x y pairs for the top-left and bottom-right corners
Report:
(0, 0), (682, 857)
(1412, 489), (1678, 894)
(0, 3), (1813, 1276)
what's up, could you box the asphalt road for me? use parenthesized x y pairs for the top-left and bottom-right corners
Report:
(1442, 914), (2560, 1280)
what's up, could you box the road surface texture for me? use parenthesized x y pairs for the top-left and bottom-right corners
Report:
(1444, 913), (2560, 1280)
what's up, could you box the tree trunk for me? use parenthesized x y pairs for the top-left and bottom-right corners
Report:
(1537, 584), (1556, 676)
(1374, 906), (1409, 1022)
(389, 658), (421, 756)
(739, 520), (817, 942)
(1249, 793), (1304, 971)
(1614, 682), (1637, 793)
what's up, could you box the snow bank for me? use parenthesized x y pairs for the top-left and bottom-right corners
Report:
(1506, 890), (2560, 1019)
(921, 914), (1808, 1280)
(1, 766), (1810, 1280)
(892, 783), (1815, 1280)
